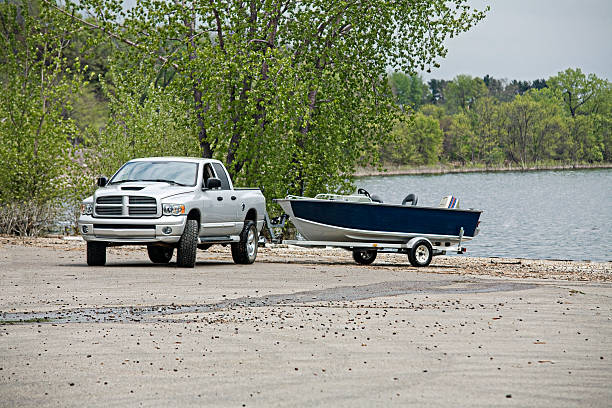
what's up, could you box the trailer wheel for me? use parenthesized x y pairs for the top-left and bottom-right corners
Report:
(147, 246), (174, 264)
(87, 241), (106, 266)
(177, 219), (198, 268)
(408, 239), (432, 267)
(352, 249), (377, 265)
(231, 220), (258, 264)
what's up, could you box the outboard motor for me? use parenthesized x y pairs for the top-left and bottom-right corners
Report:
(402, 193), (418, 206)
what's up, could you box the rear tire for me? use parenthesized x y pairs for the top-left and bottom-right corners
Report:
(352, 249), (377, 265)
(87, 241), (106, 266)
(147, 246), (174, 264)
(177, 219), (198, 268)
(231, 220), (258, 264)
(408, 239), (432, 267)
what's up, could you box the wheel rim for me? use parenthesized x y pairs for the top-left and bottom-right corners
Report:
(246, 227), (256, 259)
(362, 251), (374, 260)
(415, 245), (430, 264)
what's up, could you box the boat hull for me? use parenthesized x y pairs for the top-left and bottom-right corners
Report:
(276, 199), (481, 243)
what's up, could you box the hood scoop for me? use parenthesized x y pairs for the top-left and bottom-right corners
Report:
(121, 186), (145, 191)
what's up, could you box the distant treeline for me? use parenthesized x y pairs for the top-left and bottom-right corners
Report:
(383, 69), (612, 167)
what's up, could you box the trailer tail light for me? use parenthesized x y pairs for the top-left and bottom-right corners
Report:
(461, 247), (467, 253)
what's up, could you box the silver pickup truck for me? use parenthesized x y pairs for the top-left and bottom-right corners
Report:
(78, 157), (266, 267)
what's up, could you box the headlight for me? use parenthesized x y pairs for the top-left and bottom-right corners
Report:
(81, 202), (93, 215)
(162, 203), (185, 216)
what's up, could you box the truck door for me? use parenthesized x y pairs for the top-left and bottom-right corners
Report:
(200, 163), (238, 237)
(199, 163), (236, 237)
(211, 162), (242, 234)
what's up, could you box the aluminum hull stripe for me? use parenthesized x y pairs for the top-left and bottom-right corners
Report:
(294, 217), (473, 243)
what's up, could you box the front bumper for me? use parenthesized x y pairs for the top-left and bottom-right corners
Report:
(78, 215), (187, 244)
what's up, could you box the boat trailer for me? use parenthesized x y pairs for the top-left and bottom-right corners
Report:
(262, 211), (468, 267)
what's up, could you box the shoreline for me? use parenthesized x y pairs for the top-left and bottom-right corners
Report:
(355, 162), (612, 177)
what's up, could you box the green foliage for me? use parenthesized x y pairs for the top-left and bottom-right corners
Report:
(388, 73), (431, 110)
(386, 70), (611, 168)
(383, 113), (442, 165)
(445, 75), (489, 113)
(63, 0), (487, 207)
(548, 68), (608, 117)
(89, 61), (201, 178)
(0, 0), (90, 234)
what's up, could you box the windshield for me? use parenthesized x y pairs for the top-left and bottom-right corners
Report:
(109, 161), (198, 187)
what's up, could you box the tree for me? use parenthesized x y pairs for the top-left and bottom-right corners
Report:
(61, 0), (487, 203)
(446, 112), (475, 163)
(388, 72), (430, 110)
(548, 68), (607, 117)
(0, 0), (88, 234)
(89, 61), (201, 178)
(531, 79), (547, 90)
(471, 96), (500, 164)
(428, 78), (449, 105)
(483, 74), (504, 99)
(445, 75), (488, 113)
(384, 112), (442, 165)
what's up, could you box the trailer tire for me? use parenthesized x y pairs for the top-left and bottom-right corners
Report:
(87, 241), (106, 266)
(352, 249), (377, 265)
(231, 220), (258, 264)
(177, 219), (198, 268)
(408, 239), (432, 267)
(147, 246), (174, 264)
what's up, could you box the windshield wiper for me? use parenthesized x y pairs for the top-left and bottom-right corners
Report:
(108, 179), (188, 186)
(108, 179), (142, 185)
(141, 179), (188, 186)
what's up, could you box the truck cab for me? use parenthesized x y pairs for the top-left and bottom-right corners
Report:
(78, 157), (266, 267)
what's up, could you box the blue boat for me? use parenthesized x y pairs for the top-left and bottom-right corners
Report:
(275, 189), (482, 267)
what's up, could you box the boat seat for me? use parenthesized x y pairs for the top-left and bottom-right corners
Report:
(370, 194), (383, 203)
(402, 193), (418, 206)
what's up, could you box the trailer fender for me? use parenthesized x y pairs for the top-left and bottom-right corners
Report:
(406, 237), (432, 249)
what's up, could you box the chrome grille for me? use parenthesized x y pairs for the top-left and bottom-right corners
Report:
(96, 206), (122, 216)
(128, 207), (157, 216)
(97, 196), (122, 204)
(94, 195), (158, 218)
(129, 196), (156, 205)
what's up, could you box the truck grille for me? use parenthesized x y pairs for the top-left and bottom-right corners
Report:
(128, 207), (157, 216)
(95, 195), (158, 218)
(129, 196), (156, 205)
(96, 207), (123, 216)
(97, 196), (122, 204)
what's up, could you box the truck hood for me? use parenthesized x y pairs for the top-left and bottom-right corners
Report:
(95, 182), (195, 200)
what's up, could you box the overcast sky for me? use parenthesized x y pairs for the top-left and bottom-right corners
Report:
(422, 0), (612, 81)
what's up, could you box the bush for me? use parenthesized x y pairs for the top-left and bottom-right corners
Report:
(0, 202), (61, 237)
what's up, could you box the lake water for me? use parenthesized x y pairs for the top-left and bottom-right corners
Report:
(356, 169), (612, 262)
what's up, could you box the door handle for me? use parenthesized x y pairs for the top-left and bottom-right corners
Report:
(217, 196), (223, 201)
(231, 196), (236, 200)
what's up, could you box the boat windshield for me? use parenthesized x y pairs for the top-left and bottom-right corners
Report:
(109, 161), (198, 187)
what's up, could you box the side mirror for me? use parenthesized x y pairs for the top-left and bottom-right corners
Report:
(204, 177), (221, 190)
(97, 176), (108, 187)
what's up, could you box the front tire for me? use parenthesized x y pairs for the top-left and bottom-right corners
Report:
(87, 241), (106, 266)
(408, 239), (433, 267)
(177, 219), (198, 268)
(147, 246), (174, 264)
(231, 220), (258, 264)
(352, 249), (377, 265)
